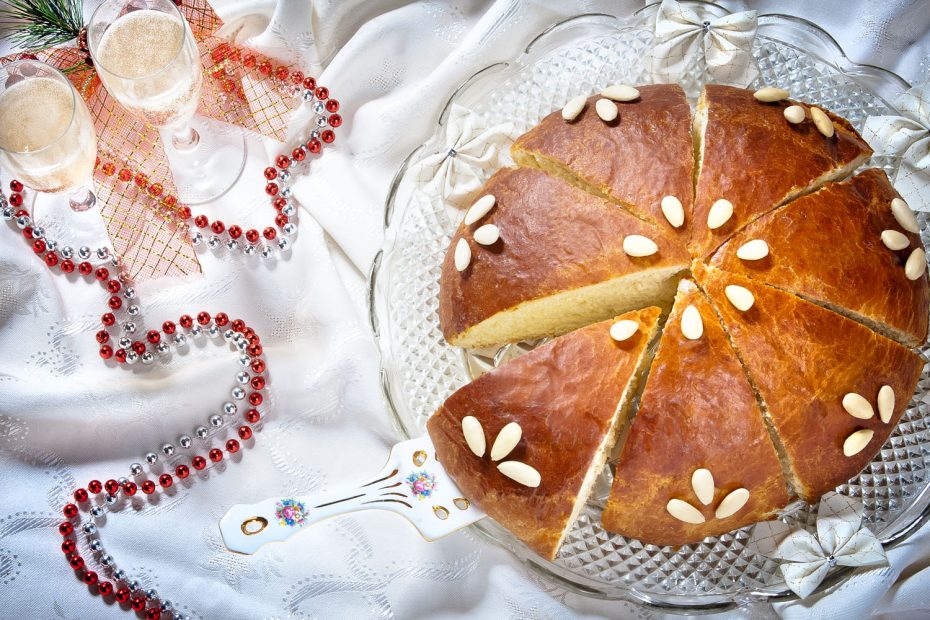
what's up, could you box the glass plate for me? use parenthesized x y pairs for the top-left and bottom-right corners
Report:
(369, 1), (930, 610)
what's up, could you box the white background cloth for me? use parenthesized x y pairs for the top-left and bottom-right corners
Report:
(1, 1), (930, 619)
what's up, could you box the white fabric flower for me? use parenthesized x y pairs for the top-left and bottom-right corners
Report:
(864, 83), (930, 212)
(749, 492), (887, 599)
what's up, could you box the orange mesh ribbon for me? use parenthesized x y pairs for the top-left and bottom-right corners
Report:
(2, 0), (303, 282)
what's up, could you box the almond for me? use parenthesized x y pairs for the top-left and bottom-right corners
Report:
(473, 224), (500, 245)
(666, 499), (705, 524)
(715, 488), (750, 519)
(905, 248), (927, 281)
(843, 429), (874, 457)
(561, 95), (587, 122)
(461, 416), (485, 457)
(725, 285), (755, 311)
(691, 468), (714, 505)
(497, 461), (541, 487)
(784, 105), (806, 124)
(681, 304), (703, 340)
(660, 195), (685, 228)
(881, 229), (909, 251)
(595, 98), (618, 122)
(753, 87), (789, 102)
(490, 422), (522, 461)
(464, 195), (496, 225)
(891, 197), (920, 234)
(454, 238), (471, 272)
(842, 392), (874, 420)
(810, 107), (834, 138)
(610, 319), (639, 342)
(878, 385), (895, 424)
(600, 84), (640, 101)
(736, 239), (769, 260)
(622, 234), (658, 257)
(707, 199), (733, 230)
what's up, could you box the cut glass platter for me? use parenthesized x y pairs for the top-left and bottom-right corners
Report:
(369, 1), (930, 610)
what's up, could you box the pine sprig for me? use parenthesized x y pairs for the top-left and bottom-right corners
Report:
(0, 0), (84, 52)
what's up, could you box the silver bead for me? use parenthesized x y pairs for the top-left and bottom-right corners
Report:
(141, 352), (154, 365)
(113, 569), (127, 581)
(123, 287), (135, 299)
(145, 452), (158, 464)
(209, 414), (223, 427)
(118, 337), (131, 349)
(161, 443), (175, 456)
(277, 238), (290, 252)
(224, 401), (238, 415)
(302, 89), (314, 101)
(239, 354), (251, 366)
(189, 325), (203, 338)
(110, 256), (120, 267)
(208, 235), (221, 249)
(316, 115), (328, 127)
(225, 239), (238, 251)
(90, 506), (104, 518)
(195, 426), (209, 439)
(83, 523), (97, 534)
(123, 322), (136, 334)
(173, 333), (188, 347)
(236, 339), (248, 351)
(60, 246), (73, 259)
(261, 246), (274, 259)
(207, 324), (220, 337)
(156, 342), (170, 354)
(283, 223), (297, 236)
(1, 206), (13, 220)
(78, 246), (92, 259)
(125, 350), (139, 364)
(191, 231), (203, 245)
(174, 614), (185, 620)
(178, 435), (192, 449)
(100, 554), (113, 566)
(236, 371), (249, 384)
(282, 204), (296, 217)
(313, 101), (325, 114)
(117, 477), (128, 485)
(104, 493), (118, 505)
(231, 388), (245, 401)
(145, 588), (158, 600)
(310, 129), (321, 140)
(130, 462), (143, 475)
(280, 186), (292, 199)
(224, 329), (236, 342)
(278, 170), (290, 183)
(127, 579), (140, 591)
(15, 215), (31, 229)
(31, 226), (45, 239)
(45, 239), (58, 252)
(160, 601), (172, 612)
(243, 244), (256, 256)
(127, 304), (140, 316)
(96, 247), (110, 260)
(89, 538), (103, 551)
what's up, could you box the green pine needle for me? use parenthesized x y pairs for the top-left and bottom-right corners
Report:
(0, 0), (84, 52)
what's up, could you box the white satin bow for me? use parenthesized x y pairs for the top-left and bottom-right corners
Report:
(749, 492), (887, 599)
(864, 83), (930, 212)
(648, 0), (758, 86)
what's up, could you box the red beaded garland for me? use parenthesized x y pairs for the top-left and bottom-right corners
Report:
(248, 392), (263, 406)
(98, 581), (114, 596)
(192, 455), (207, 470)
(131, 596), (147, 612)
(101, 313), (116, 327)
(326, 99), (339, 113)
(106, 279), (121, 293)
(32, 239), (45, 253)
(96, 330), (110, 344)
(175, 464), (190, 479)
(329, 114), (342, 128)
(147, 330), (161, 344)
(9, 192), (22, 207)
(114, 348), (127, 364)
(104, 479), (119, 494)
(122, 481), (137, 496)
(197, 311), (211, 325)
(209, 448), (223, 462)
(245, 229), (260, 244)
(159, 473), (173, 488)
(131, 341), (145, 355)
(83, 570), (98, 585)
(179, 314), (193, 328)
(162, 320), (176, 334)
(245, 409), (260, 423)
(140, 480), (156, 495)
(115, 588), (131, 603)
(87, 480), (102, 494)
(9, 179), (23, 192)
(69, 554), (84, 570)
(263, 167), (277, 180)
(108, 296), (122, 310)
(275, 154), (290, 169)
(226, 439), (240, 453)
(238, 425), (253, 440)
(262, 227), (276, 240)
(215, 312), (229, 326)
(74, 488), (88, 503)
(146, 607), (161, 620)
(78, 261), (92, 275)
(94, 267), (109, 281)
(61, 259), (74, 273)
(250, 376), (266, 390)
(63, 503), (78, 518)
(251, 359), (265, 373)
(99, 345), (113, 360)
(61, 539), (76, 554)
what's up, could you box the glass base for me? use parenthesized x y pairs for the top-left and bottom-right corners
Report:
(160, 115), (248, 205)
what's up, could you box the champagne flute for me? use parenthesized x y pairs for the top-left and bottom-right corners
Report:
(87, 0), (247, 204)
(0, 60), (98, 212)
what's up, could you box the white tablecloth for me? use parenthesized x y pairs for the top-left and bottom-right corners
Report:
(1, 2), (929, 619)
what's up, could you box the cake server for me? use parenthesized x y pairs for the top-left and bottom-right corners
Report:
(219, 436), (485, 554)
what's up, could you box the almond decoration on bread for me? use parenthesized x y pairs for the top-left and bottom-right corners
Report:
(432, 84), (928, 553)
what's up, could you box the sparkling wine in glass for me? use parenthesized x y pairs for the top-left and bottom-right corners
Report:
(0, 60), (98, 211)
(88, 0), (247, 204)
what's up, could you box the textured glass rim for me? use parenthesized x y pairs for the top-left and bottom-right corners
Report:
(368, 3), (927, 611)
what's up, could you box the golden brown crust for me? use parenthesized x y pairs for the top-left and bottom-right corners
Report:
(690, 85), (872, 257)
(709, 169), (929, 346)
(694, 263), (924, 502)
(438, 167), (689, 345)
(427, 307), (662, 559)
(602, 282), (790, 546)
(511, 84), (694, 230)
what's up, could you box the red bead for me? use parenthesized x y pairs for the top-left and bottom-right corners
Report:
(245, 409), (261, 423)
(114, 348), (127, 363)
(87, 480), (103, 494)
(227, 225), (241, 240)
(77, 261), (92, 275)
(258, 61), (272, 76)
(238, 425), (253, 440)
(131, 341), (145, 355)
(63, 503), (78, 518)
(99, 345), (113, 360)
(147, 330), (160, 344)
(59, 521), (75, 536)
(61, 259), (74, 273)
(214, 312), (229, 326)
(115, 587), (131, 603)
(141, 480), (156, 494)
(32, 239), (46, 254)
(231, 319), (246, 332)
(9, 179), (23, 192)
(307, 138), (321, 154)
(211, 220), (225, 234)
(250, 375), (266, 390)
(22, 227), (33, 240)
(321, 130), (335, 144)
(194, 215), (209, 228)
(146, 607), (162, 620)
(83, 570), (98, 585)
(265, 182), (279, 196)
(74, 488), (88, 503)
(9, 193), (22, 207)
(197, 311), (211, 325)
(101, 162), (116, 176)
(69, 554), (84, 570)
(211, 44), (228, 62)
(248, 344), (263, 357)
(302, 76), (316, 90)
(263, 227), (276, 240)
(192, 456), (207, 470)
(290, 70), (304, 85)
(326, 99), (339, 113)
(94, 267), (109, 281)
(248, 392), (263, 406)
(96, 330), (110, 344)
(226, 439), (240, 453)
(98, 580), (113, 596)
(147, 183), (163, 197)
(245, 229), (260, 244)
(162, 320), (176, 334)
(101, 313), (115, 327)
(131, 596), (147, 611)
(159, 473), (173, 488)
(275, 213), (288, 227)
(315, 86), (329, 100)
(328, 114), (342, 128)
(209, 448), (223, 462)
(134, 172), (148, 188)
(175, 464), (189, 479)
(275, 65), (289, 80)
(292, 147), (306, 161)
(275, 155), (290, 169)
(105, 479), (119, 494)
(251, 359), (265, 373)
(174, 203), (188, 217)
(106, 279), (121, 293)
(273, 197), (287, 210)
(61, 539), (76, 554)
(243, 53), (256, 68)
(108, 296), (122, 310)
(118, 168), (131, 182)
(179, 314), (193, 328)
(263, 166), (277, 180)
(122, 481), (137, 496)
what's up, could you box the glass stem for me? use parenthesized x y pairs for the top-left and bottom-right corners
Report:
(67, 183), (97, 212)
(171, 122), (200, 152)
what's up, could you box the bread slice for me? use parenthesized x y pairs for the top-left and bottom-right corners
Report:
(690, 85), (872, 257)
(511, 84), (694, 233)
(440, 167), (688, 348)
(694, 263), (924, 502)
(602, 280), (790, 546)
(708, 169), (929, 346)
(427, 307), (662, 559)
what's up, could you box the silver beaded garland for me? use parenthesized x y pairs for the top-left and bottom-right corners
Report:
(90, 506), (104, 518)
(208, 235), (221, 249)
(78, 246), (91, 259)
(96, 247), (109, 260)
(160, 601), (172, 612)
(226, 239), (238, 251)
(127, 304), (140, 316)
(60, 246), (73, 259)
(239, 354), (251, 366)
(156, 341), (170, 354)
(45, 239), (58, 251)
(145, 452), (158, 464)
(123, 287), (136, 299)
(128, 579), (140, 591)
(161, 443), (175, 456)
(178, 435), (192, 449)
(125, 350), (139, 364)
(283, 223), (297, 236)
(141, 352), (154, 364)
(224, 401), (238, 415)
(31, 226), (45, 238)
(209, 414), (223, 427)
(113, 569), (127, 581)
(1, 206), (13, 220)
(130, 462), (143, 475)
(313, 101), (325, 114)
(261, 246), (274, 259)
(123, 322), (136, 334)
(195, 426), (209, 439)
(104, 493), (117, 505)
(16, 215), (31, 229)
(191, 231), (203, 245)
(224, 329), (236, 342)
(207, 324), (220, 337)
(145, 588), (158, 600)
(243, 244), (256, 256)
(231, 388), (245, 401)
(100, 554), (113, 566)
(236, 371), (249, 384)
(82, 523), (97, 534)
(118, 337), (131, 349)
(282, 204), (296, 217)
(302, 89), (314, 101)
(277, 238), (290, 252)
(173, 333), (188, 347)
(89, 539), (103, 551)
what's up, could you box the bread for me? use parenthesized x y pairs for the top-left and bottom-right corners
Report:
(708, 168), (929, 346)
(512, 84), (694, 230)
(693, 262), (924, 502)
(690, 85), (872, 257)
(427, 307), (662, 559)
(439, 167), (688, 348)
(602, 280), (790, 546)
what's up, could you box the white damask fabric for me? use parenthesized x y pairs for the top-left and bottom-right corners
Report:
(2, 2), (930, 619)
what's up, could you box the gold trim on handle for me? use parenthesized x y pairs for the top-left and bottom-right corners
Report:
(241, 516), (269, 536)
